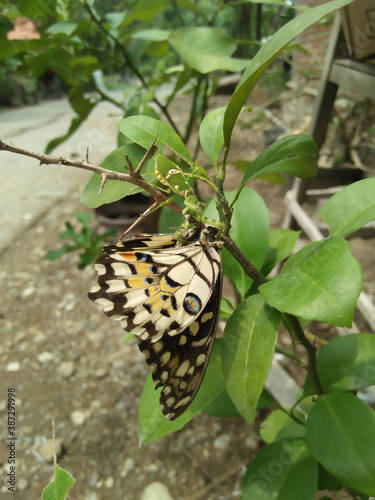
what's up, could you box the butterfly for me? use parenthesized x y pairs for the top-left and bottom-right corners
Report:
(88, 226), (223, 420)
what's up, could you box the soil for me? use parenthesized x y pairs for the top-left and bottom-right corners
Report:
(1, 92), (374, 500)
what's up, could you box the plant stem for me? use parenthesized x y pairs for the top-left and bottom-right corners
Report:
(275, 346), (304, 365)
(286, 313), (323, 395)
(0, 140), (183, 215)
(221, 235), (268, 285)
(184, 74), (204, 144)
(278, 406), (306, 426)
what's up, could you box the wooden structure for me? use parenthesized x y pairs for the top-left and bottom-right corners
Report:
(283, 13), (375, 333)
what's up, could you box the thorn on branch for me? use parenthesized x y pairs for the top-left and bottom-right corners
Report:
(134, 135), (159, 176)
(124, 154), (134, 173)
(98, 174), (107, 196)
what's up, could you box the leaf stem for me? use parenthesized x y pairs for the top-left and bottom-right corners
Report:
(275, 346), (304, 365)
(286, 313), (323, 395)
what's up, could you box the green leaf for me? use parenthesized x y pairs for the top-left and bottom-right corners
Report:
(58, 222), (76, 240)
(45, 245), (77, 261)
(239, 134), (317, 189)
(306, 393), (375, 496)
(223, 0), (354, 145)
(124, 0), (170, 24)
(230, 0), (308, 8)
(158, 204), (185, 233)
(259, 237), (363, 327)
(81, 144), (154, 208)
(260, 409), (306, 444)
(206, 188), (269, 296)
(241, 438), (318, 500)
(203, 390), (240, 418)
(222, 295), (280, 425)
(199, 107), (225, 165)
(138, 340), (226, 445)
(45, 115), (86, 154)
(155, 155), (192, 194)
(104, 12), (127, 30)
(46, 21), (78, 36)
(73, 212), (92, 226)
(42, 465), (75, 500)
(305, 334), (375, 395)
(261, 228), (300, 276)
(169, 27), (249, 73)
(175, 0), (202, 13)
(132, 29), (170, 41)
(257, 388), (277, 410)
(118, 116), (193, 165)
(318, 465), (343, 492)
(17, 0), (57, 19)
(45, 87), (96, 154)
(319, 178), (375, 238)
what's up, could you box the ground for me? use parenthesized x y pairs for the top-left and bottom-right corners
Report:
(0, 91), (374, 500)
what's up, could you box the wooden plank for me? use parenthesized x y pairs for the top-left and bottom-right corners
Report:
(330, 61), (375, 100)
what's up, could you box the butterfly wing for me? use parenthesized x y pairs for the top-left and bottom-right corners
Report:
(138, 269), (223, 420)
(88, 232), (222, 420)
(88, 235), (221, 341)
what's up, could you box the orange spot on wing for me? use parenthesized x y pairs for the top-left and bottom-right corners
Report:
(120, 251), (138, 260)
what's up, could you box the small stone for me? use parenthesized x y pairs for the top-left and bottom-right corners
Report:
(213, 433), (231, 450)
(167, 469), (177, 479)
(18, 478), (28, 490)
(84, 494), (98, 500)
(120, 457), (135, 477)
(144, 463), (158, 472)
(95, 368), (107, 379)
(104, 476), (114, 488)
(38, 438), (63, 463)
(21, 286), (35, 299)
(245, 435), (259, 450)
(7, 361), (20, 372)
(71, 409), (89, 425)
(140, 482), (174, 500)
(58, 361), (75, 378)
(38, 351), (54, 363)
(13, 331), (28, 344)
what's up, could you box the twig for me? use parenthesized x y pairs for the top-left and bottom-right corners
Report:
(0, 139), (183, 215)
(185, 463), (244, 500)
(221, 234), (267, 285)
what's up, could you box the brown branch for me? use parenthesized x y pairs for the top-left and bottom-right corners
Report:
(221, 235), (267, 285)
(286, 313), (323, 395)
(0, 139), (183, 215)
